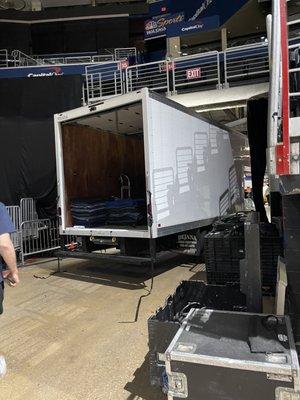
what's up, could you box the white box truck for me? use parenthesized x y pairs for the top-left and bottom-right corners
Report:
(54, 89), (244, 262)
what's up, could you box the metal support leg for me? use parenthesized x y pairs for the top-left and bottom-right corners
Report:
(148, 239), (157, 292)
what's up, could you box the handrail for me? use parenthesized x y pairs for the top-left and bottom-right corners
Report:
(288, 18), (300, 26)
(12, 49), (43, 66)
(226, 42), (269, 52)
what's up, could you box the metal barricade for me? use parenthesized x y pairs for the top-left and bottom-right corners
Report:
(20, 198), (37, 223)
(0, 49), (8, 68)
(6, 206), (21, 251)
(115, 47), (137, 62)
(172, 51), (221, 92)
(126, 60), (170, 93)
(224, 43), (269, 86)
(20, 198), (38, 239)
(20, 219), (60, 264)
(85, 61), (123, 103)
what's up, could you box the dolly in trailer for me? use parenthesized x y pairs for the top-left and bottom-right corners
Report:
(54, 88), (245, 263)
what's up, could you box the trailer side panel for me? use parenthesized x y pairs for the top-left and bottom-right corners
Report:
(146, 96), (236, 238)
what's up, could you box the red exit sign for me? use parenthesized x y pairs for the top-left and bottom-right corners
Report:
(186, 68), (201, 80)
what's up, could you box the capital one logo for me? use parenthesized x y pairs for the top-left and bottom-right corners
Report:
(28, 66), (64, 78)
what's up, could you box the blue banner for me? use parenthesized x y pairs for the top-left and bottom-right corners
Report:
(166, 15), (220, 38)
(169, 0), (249, 25)
(0, 62), (118, 79)
(144, 12), (185, 40)
(148, 0), (250, 33)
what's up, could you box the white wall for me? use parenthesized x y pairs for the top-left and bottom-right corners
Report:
(146, 97), (236, 236)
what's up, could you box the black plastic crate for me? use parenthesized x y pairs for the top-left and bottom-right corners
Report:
(148, 280), (247, 387)
(204, 215), (283, 290)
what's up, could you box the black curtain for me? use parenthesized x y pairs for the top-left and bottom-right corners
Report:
(64, 20), (97, 53)
(0, 23), (31, 53)
(0, 75), (82, 216)
(31, 22), (65, 54)
(247, 98), (268, 223)
(31, 17), (129, 54)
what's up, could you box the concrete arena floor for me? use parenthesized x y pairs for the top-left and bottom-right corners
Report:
(0, 256), (206, 400)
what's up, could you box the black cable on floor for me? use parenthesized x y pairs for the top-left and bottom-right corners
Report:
(33, 271), (59, 280)
(119, 257), (155, 324)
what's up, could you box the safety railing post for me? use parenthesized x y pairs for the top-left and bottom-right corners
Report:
(114, 71), (117, 97)
(223, 50), (228, 87)
(125, 68), (129, 93)
(99, 72), (102, 98)
(91, 74), (95, 99)
(166, 61), (170, 95)
(216, 52), (221, 89)
(172, 60), (176, 95)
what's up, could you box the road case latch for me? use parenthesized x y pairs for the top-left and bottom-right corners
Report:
(275, 387), (300, 400)
(168, 372), (188, 398)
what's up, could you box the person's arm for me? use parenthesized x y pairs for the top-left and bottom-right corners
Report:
(0, 233), (19, 287)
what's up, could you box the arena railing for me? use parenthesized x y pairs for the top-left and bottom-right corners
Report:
(172, 51), (221, 93)
(31, 48), (133, 65)
(85, 60), (124, 103)
(224, 42), (269, 86)
(288, 21), (300, 99)
(0, 49), (8, 68)
(126, 59), (171, 94)
(115, 47), (137, 63)
(85, 43), (272, 102)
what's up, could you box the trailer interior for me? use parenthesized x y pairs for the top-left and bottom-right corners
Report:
(61, 101), (148, 232)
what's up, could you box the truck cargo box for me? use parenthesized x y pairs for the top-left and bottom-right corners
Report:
(54, 89), (242, 240)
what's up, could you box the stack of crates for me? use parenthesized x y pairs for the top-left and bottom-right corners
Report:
(204, 213), (283, 291)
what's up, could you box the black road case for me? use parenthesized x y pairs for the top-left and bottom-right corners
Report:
(148, 281), (247, 387)
(165, 309), (300, 400)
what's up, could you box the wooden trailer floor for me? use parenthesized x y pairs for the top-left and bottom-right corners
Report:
(0, 256), (206, 400)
